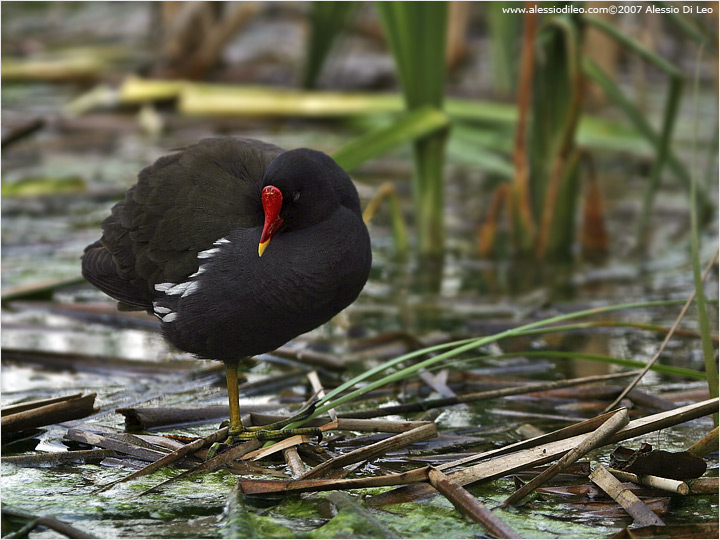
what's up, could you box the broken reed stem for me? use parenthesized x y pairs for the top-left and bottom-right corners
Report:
(139, 438), (262, 496)
(428, 467), (521, 538)
(93, 427), (229, 494)
(366, 399), (717, 508)
(589, 465), (665, 527)
(299, 422), (437, 480)
(1, 393), (97, 434)
(341, 371), (640, 419)
(1, 393), (83, 416)
(499, 408), (629, 508)
(608, 468), (689, 495)
(239, 466), (431, 495)
(422, 410), (619, 474)
(5, 449), (117, 468)
(244, 434), (312, 461)
(687, 426), (719, 457)
(283, 447), (308, 478)
(685, 477), (719, 494)
(604, 250), (719, 412)
(307, 370), (335, 422)
(248, 414), (433, 433)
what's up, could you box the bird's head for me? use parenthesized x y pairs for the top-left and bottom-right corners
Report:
(258, 148), (346, 257)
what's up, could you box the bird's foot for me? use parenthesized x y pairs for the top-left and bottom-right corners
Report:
(205, 427), (322, 459)
(205, 401), (321, 460)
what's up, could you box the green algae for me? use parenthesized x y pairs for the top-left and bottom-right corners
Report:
(1, 463), (234, 538)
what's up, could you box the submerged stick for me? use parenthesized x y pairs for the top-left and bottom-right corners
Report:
(2, 508), (95, 539)
(5, 449), (116, 468)
(500, 408), (630, 508)
(299, 422), (437, 480)
(340, 371), (641, 419)
(589, 465), (665, 527)
(608, 468), (689, 496)
(428, 467), (521, 538)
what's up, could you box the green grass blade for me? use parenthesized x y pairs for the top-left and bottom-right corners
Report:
(689, 44), (719, 415)
(376, 1), (449, 256)
(292, 299), (699, 424)
(584, 15), (681, 77)
(654, 1), (715, 45)
(438, 351), (707, 381)
(487, 2), (522, 95)
(332, 106), (449, 172)
(636, 76), (683, 250)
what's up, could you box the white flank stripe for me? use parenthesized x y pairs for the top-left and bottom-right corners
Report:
(198, 248), (220, 259)
(161, 312), (178, 322)
(181, 281), (200, 297)
(153, 305), (171, 314)
(213, 237), (231, 246)
(189, 266), (207, 278)
(154, 282), (175, 292)
(166, 282), (192, 296)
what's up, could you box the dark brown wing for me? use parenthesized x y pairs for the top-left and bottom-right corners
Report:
(82, 137), (284, 308)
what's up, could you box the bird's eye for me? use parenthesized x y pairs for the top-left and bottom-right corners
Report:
(293, 192), (300, 202)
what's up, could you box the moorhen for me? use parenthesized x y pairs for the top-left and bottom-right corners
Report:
(82, 137), (372, 445)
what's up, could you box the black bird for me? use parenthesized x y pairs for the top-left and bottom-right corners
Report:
(82, 137), (372, 443)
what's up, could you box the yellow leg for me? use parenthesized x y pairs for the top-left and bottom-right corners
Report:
(225, 360), (243, 435)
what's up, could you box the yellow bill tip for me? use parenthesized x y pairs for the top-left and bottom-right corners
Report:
(258, 239), (270, 257)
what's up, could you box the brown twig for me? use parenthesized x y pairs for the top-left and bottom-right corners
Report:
(500, 409), (630, 508)
(299, 422), (437, 480)
(4, 449), (116, 468)
(1, 393), (83, 416)
(283, 447), (308, 478)
(1, 394), (97, 434)
(2, 508), (94, 539)
(687, 426), (719, 457)
(239, 466), (431, 495)
(1, 117), (45, 149)
(67, 429), (169, 463)
(685, 477), (719, 494)
(428, 467), (521, 538)
(340, 371), (640, 419)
